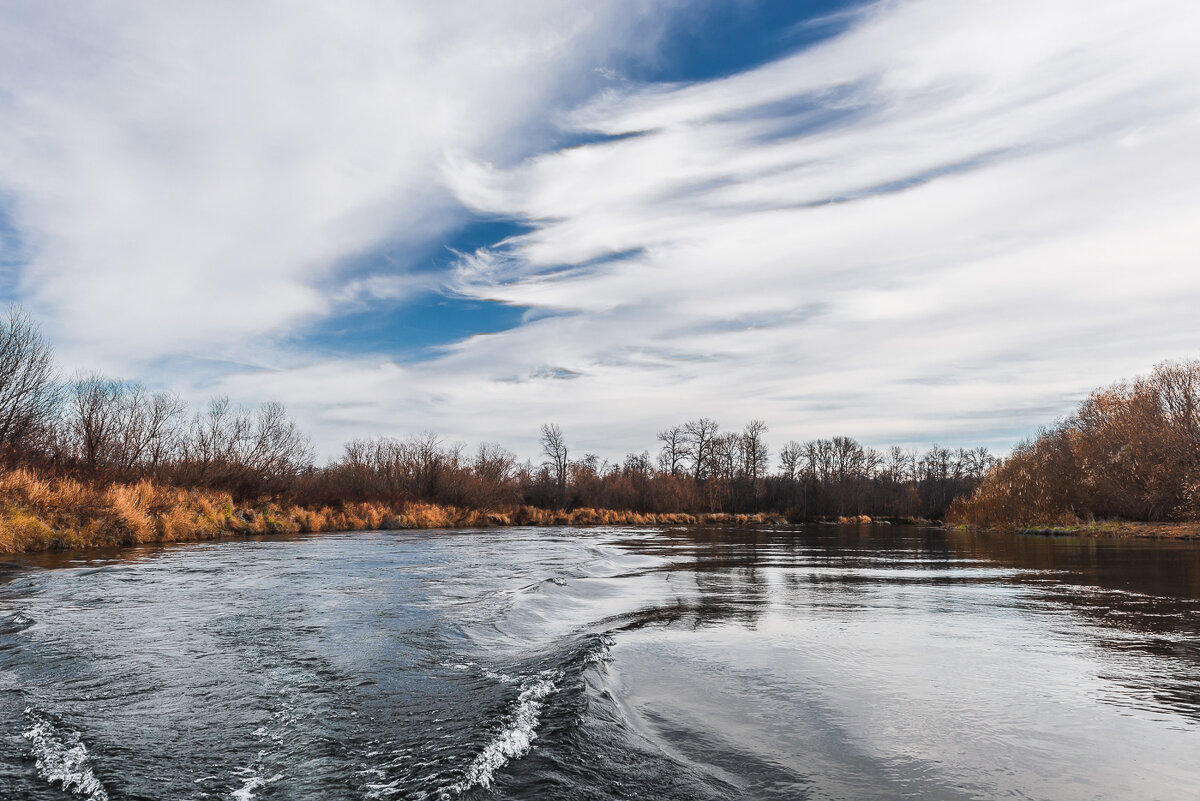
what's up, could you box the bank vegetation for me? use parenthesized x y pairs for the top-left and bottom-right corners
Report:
(0, 308), (1004, 553)
(949, 360), (1200, 531)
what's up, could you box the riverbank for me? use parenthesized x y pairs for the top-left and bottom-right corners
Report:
(951, 521), (1200, 540)
(0, 468), (786, 555)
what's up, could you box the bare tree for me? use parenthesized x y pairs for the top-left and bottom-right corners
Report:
(540, 423), (568, 503)
(830, 436), (865, 481)
(0, 307), (58, 459)
(885, 446), (911, 484)
(740, 420), (769, 489)
(63, 374), (185, 476)
(474, 442), (517, 485)
(778, 440), (803, 481)
(656, 424), (690, 476)
(179, 396), (312, 495)
(69, 373), (123, 470)
(708, 432), (740, 481)
(863, 447), (884, 480)
(246, 401), (314, 482)
(683, 417), (720, 482)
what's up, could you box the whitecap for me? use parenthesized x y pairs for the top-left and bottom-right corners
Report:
(480, 666), (517, 684)
(22, 708), (111, 800)
(230, 771), (282, 801)
(449, 669), (561, 794)
(584, 633), (617, 665)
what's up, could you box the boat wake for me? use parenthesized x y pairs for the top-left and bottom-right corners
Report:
(450, 669), (563, 795)
(22, 708), (111, 800)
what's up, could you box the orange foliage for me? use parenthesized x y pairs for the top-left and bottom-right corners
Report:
(0, 465), (786, 554)
(950, 360), (1200, 527)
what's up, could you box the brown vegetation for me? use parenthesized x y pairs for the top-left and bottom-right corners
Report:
(0, 464), (788, 554)
(949, 360), (1200, 529)
(0, 306), (997, 553)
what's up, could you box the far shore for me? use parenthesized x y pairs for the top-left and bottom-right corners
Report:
(0, 484), (794, 555)
(6, 496), (1199, 557)
(1009, 521), (1200, 540)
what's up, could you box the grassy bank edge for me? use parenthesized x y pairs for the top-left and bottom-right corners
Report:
(948, 520), (1200, 540)
(0, 468), (791, 555)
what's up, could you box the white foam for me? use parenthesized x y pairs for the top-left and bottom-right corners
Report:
(480, 666), (517, 684)
(230, 771), (282, 800)
(22, 708), (111, 800)
(444, 658), (516, 684)
(584, 634), (616, 665)
(450, 669), (561, 794)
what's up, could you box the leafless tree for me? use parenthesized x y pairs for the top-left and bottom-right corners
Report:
(540, 423), (568, 503)
(778, 440), (803, 481)
(708, 432), (740, 481)
(804, 439), (832, 483)
(863, 447), (884, 480)
(740, 420), (770, 489)
(179, 396), (312, 495)
(656, 424), (690, 476)
(885, 446), (912, 484)
(683, 417), (720, 482)
(474, 442), (517, 485)
(0, 307), (58, 459)
(65, 373), (183, 475)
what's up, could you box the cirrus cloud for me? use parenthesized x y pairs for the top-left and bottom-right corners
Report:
(4, 0), (1200, 461)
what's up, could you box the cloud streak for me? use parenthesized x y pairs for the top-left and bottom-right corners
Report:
(410, 0), (1200, 456)
(4, 0), (1200, 460)
(0, 1), (673, 370)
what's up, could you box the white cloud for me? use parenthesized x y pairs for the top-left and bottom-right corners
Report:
(6, 0), (1200, 462)
(0, 1), (674, 371)
(408, 0), (1200, 458)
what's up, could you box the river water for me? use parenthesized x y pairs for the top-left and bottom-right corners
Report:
(1, 525), (1198, 800)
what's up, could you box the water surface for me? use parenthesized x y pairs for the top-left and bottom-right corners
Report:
(1, 525), (1198, 800)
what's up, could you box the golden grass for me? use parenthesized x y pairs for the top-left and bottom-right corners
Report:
(0, 466), (788, 554)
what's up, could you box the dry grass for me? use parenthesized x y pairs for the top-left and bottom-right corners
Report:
(0, 465), (788, 554)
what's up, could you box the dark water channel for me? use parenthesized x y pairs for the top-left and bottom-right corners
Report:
(1, 525), (1198, 800)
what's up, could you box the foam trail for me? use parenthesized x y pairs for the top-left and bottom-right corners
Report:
(450, 669), (562, 794)
(22, 708), (111, 800)
(231, 772), (282, 800)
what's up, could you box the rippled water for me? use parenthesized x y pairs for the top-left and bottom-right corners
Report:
(1, 525), (1198, 800)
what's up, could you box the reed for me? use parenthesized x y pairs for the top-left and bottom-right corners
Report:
(0, 465), (788, 554)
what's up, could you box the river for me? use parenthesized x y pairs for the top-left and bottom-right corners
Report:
(1, 525), (1198, 800)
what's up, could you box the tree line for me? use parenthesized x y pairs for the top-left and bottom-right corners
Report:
(1, 307), (996, 519)
(950, 360), (1200, 526)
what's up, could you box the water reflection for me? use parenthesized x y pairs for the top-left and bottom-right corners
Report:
(1, 526), (1198, 801)
(608, 525), (1200, 722)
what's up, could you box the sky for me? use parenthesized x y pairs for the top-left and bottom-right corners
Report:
(1, 0), (1199, 462)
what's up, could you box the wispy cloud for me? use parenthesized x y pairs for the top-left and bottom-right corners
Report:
(413, 0), (1200, 455)
(4, 0), (1199, 460)
(0, 1), (674, 371)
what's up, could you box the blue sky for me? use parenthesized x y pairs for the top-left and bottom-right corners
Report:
(1, 0), (1199, 460)
(283, 2), (867, 366)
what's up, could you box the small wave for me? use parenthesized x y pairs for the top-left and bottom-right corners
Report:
(231, 771), (282, 801)
(22, 708), (111, 800)
(517, 576), (570, 594)
(450, 669), (562, 794)
(481, 666), (517, 684)
(444, 659), (517, 684)
(9, 611), (34, 626)
(583, 633), (616, 665)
